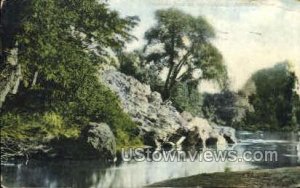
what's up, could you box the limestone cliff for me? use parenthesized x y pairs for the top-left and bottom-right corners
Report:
(100, 67), (236, 149)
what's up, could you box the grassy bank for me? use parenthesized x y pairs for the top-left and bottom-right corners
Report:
(147, 167), (300, 187)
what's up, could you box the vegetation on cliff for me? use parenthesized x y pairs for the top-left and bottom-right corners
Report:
(119, 9), (228, 117)
(1, 0), (142, 160)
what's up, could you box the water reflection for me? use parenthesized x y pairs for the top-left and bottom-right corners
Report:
(236, 131), (300, 168)
(1, 131), (299, 187)
(1, 158), (255, 187)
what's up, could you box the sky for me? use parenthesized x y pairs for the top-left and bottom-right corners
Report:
(108, 0), (300, 92)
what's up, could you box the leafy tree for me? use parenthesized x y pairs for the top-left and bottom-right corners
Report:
(242, 62), (299, 131)
(2, 0), (138, 85)
(143, 8), (227, 99)
(1, 0), (142, 148)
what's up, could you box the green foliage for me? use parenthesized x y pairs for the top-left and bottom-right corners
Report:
(171, 88), (239, 127)
(170, 82), (203, 115)
(1, 74), (142, 147)
(202, 91), (238, 126)
(241, 62), (300, 131)
(119, 52), (141, 77)
(118, 9), (228, 119)
(115, 128), (143, 150)
(1, 0), (142, 149)
(0, 112), (80, 141)
(143, 8), (228, 99)
(2, 0), (138, 87)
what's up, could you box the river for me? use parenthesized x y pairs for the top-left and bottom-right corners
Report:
(1, 131), (299, 187)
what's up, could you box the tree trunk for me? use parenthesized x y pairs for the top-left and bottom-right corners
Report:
(31, 71), (38, 88)
(163, 29), (176, 100)
(163, 63), (174, 100)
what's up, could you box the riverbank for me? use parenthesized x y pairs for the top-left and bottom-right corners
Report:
(147, 167), (300, 187)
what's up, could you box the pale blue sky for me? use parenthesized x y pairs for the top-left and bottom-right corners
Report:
(109, 0), (300, 91)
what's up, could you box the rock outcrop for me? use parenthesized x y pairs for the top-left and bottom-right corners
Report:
(101, 69), (185, 147)
(177, 111), (230, 149)
(0, 48), (22, 109)
(212, 125), (237, 144)
(100, 68), (236, 149)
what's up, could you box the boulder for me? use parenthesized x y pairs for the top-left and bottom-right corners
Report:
(180, 112), (229, 148)
(48, 122), (116, 161)
(212, 125), (237, 144)
(81, 122), (116, 160)
(181, 111), (193, 122)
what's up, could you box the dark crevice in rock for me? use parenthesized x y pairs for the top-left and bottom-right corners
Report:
(205, 137), (218, 146)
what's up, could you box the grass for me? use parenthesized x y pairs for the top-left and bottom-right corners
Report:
(147, 167), (300, 187)
(0, 111), (80, 142)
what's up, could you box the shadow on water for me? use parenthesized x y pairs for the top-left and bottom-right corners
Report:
(1, 131), (299, 187)
(1, 160), (114, 187)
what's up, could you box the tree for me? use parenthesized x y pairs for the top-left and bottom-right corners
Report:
(143, 8), (227, 99)
(1, 0), (142, 148)
(242, 62), (300, 131)
(1, 0), (139, 113)
(2, 0), (138, 87)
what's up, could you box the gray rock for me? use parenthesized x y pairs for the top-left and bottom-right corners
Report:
(181, 111), (193, 122)
(82, 122), (116, 160)
(100, 68), (236, 149)
(6, 122), (117, 161)
(0, 64), (22, 108)
(101, 69), (183, 147)
(212, 125), (237, 144)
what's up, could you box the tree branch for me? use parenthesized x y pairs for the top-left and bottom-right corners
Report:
(168, 49), (192, 90)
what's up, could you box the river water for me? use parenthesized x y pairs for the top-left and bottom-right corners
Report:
(1, 131), (299, 187)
